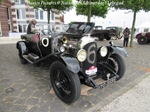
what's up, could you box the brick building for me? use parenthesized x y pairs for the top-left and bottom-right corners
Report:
(0, 0), (64, 37)
(0, 0), (12, 36)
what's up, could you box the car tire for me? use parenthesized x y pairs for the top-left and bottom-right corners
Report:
(102, 54), (126, 81)
(18, 46), (27, 64)
(106, 36), (111, 40)
(98, 34), (104, 41)
(137, 36), (147, 45)
(50, 61), (81, 104)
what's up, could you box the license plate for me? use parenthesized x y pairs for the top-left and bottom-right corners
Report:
(99, 76), (117, 89)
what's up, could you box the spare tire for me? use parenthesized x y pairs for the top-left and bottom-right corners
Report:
(137, 36), (147, 45)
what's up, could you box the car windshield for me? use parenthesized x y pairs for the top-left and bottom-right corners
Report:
(66, 22), (95, 35)
(106, 27), (116, 30)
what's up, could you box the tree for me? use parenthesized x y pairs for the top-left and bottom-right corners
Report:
(0, 0), (2, 4)
(76, 0), (109, 22)
(28, 0), (73, 24)
(108, 0), (150, 47)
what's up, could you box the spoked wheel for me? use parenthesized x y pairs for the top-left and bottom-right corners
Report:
(102, 54), (126, 81)
(50, 61), (81, 104)
(18, 46), (27, 64)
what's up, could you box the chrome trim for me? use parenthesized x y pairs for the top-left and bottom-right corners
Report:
(78, 34), (95, 49)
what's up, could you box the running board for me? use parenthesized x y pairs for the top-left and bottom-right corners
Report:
(22, 53), (58, 64)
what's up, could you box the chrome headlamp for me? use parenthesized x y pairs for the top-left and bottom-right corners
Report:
(100, 46), (108, 57)
(77, 49), (87, 62)
(59, 46), (65, 52)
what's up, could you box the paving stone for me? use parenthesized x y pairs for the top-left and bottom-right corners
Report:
(37, 105), (50, 112)
(10, 104), (28, 112)
(20, 90), (33, 98)
(50, 103), (66, 112)
(14, 97), (27, 105)
(27, 106), (38, 112)
(0, 41), (150, 112)
(32, 90), (44, 98)
(40, 93), (53, 102)
(26, 97), (39, 105)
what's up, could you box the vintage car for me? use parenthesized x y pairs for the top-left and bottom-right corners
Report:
(91, 26), (111, 41)
(16, 22), (128, 104)
(135, 32), (150, 44)
(106, 26), (123, 39)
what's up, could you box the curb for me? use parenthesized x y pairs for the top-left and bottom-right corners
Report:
(85, 72), (150, 112)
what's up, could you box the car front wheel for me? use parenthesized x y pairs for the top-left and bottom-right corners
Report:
(50, 61), (81, 104)
(137, 36), (147, 45)
(102, 54), (126, 81)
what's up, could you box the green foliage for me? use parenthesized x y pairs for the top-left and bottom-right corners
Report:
(0, 0), (3, 5)
(76, 0), (109, 20)
(108, 0), (150, 12)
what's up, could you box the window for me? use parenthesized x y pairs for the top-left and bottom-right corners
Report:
(15, 0), (25, 4)
(6, 8), (10, 20)
(40, 10), (43, 20)
(17, 9), (21, 19)
(15, 0), (19, 4)
(22, 9), (26, 19)
(18, 25), (22, 32)
(20, 0), (25, 4)
(16, 9), (26, 19)
(18, 24), (26, 33)
(51, 12), (54, 21)
(35, 10), (39, 19)
(35, 9), (44, 20)
(23, 25), (26, 32)
(144, 28), (149, 32)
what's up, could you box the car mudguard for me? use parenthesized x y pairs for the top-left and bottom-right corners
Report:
(50, 53), (80, 74)
(60, 54), (80, 74)
(110, 46), (128, 57)
(16, 41), (28, 55)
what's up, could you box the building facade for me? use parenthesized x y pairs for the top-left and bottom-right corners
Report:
(0, 0), (12, 36)
(0, 0), (64, 37)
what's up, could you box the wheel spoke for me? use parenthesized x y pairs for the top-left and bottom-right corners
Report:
(53, 68), (72, 98)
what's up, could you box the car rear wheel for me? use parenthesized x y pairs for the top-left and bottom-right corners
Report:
(18, 46), (27, 64)
(137, 36), (147, 45)
(98, 34), (104, 41)
(50, 61), (81, 104)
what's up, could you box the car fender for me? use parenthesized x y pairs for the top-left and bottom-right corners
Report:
(50, 53), (80, 74)
(60, 54), (80, 74)
(16, 41), (28, 55)
(109, 46), (128, 57)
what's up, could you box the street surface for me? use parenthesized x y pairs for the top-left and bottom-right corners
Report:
(0, 37), (150, 112)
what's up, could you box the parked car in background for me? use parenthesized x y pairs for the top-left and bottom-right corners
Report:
(91, 26), (111, 41)
(135, 32), (150, 44)
(106, 26), (123, 39)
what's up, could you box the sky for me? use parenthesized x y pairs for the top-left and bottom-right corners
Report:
(64, 3), (150, 29)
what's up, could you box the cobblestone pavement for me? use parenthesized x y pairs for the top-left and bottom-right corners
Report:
(0, 39), (150, 112)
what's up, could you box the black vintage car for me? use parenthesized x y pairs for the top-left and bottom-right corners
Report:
(16, 22), (128, 104)
(106, 26), (123, 39)
(91, 26), (111, 41)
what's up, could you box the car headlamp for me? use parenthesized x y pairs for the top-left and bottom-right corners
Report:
(77, 49), (87, 62)
(100, 46), (108, 57)
(59, 46), (65, 52)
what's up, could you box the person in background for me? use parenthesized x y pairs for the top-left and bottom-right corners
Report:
(123, 27), (130, 47)
(27, 19), (39, 34)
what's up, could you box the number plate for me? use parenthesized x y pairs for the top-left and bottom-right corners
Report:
(99, 76), (117, 89)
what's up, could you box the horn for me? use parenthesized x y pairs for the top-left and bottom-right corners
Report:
(61, 36), (68, 44)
